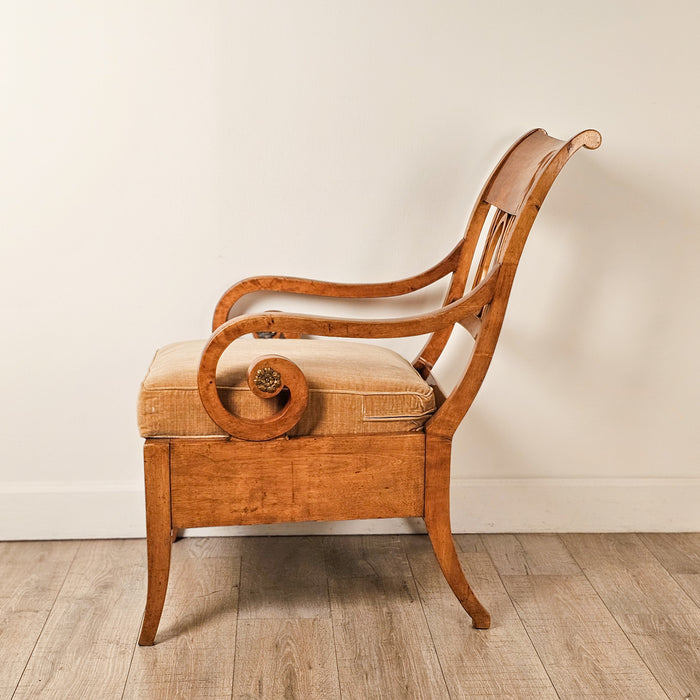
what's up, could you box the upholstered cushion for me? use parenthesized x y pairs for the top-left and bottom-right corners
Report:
(138, 338), (435, 438)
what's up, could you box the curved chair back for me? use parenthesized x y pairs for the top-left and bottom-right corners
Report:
(417, 128), (601, 437)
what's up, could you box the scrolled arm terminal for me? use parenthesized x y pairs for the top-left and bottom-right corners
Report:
(198, 348), (309, 441)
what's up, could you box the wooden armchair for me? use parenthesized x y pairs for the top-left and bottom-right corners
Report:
(137, 128), (601, 645)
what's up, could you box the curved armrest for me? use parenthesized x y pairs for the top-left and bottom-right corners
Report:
(211, 242), (463, 330)
(198, 264), (500, 441)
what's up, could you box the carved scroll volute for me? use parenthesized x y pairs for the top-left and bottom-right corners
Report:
(198, 347), (309, 441)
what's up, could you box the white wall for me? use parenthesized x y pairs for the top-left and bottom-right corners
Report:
(1, 0), (698, 538)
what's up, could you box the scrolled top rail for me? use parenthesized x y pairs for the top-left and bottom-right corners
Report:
(197, 265), (501, 441)
(573, 129), (602, 150)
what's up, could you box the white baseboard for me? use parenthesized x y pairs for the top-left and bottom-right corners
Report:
(0, 481), (146, 541)
(450, 478), (700, 533)
(1, 478), (698, 540)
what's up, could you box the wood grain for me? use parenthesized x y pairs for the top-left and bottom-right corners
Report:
(424, 433), (490, 627)
(502, 574), (667, 699)
(639, 533), (700, 609)
(199, 352), (310, 441)
(484, 130), (565, 214)
(12, 540), (145, 700)
(0, 541), (78, 700)
(329, 574), (449, 699)
(172, 535), (244, 559)
(232, 619), (340, 700)
(615, 613), (700, 699)
(138, 439), (172, 646)
(169, 435), (425, 528)
(562, 533), (700, 698)
(238, 536), (330, 620)
(638, 532), (700, 573)
(323, 534), (413, 580)
(675, 574), (700, 607)
(561, 533), (698, 616)
(4, 533), (698, 697)
(408, 548), (558, 698)
(482, 533), (581, 576)
(453, 533), (487, 553)
(124, 538), (240, 699)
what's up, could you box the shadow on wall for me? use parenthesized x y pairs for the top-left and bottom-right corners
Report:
(526, 157), (695, 377)
(451, 153), (700, 478)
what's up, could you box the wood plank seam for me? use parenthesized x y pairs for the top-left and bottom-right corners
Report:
(120, 609), (142, 700)
(229, 552), (243, 698)
(405, 549), (460, 697)
(637, 532), (700, 602)
(6, 535), (699, 697)
(558, 534), (677, 696)
(9, 541), (81, 699)
(325, 555), (343, 700)
(485, 541), (562, 698)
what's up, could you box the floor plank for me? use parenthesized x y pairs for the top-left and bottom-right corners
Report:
(562, 533), (700, 698)
(123, 538), (240, 699)
(616, 613), (700, 699)
(674, 574), (700, 607)
(232, 619), (340, 700)
(482, 534), (581, 576)
(502, 574), (667, 699)
(0, 541), (78, 700)
(3, 534), (698, 699)
(561, 534), (698, 616)
(407, 547), (558, 699)
(454, 534), (488, 553)
(329, 574), (449, 699)
(638, 532), (700, 573)
(640, 533), (700, 609)
(173, 535), (244, 560)
(400, 533), (438, 556)
(405, 533), (487, 556)
(12, 540), (145, 700)
(323, 534), (412, 579)
(238, 536), (329, 620)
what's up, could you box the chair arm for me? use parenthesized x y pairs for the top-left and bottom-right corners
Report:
(198, 265), (500, 441)
(211, 242), (463, 330)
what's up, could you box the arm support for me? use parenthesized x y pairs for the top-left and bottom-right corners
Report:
(198, 264), (500, 441)
(212, 242), (463, 330)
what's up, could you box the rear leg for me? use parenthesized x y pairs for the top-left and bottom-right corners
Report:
(424, 434), (490, 628)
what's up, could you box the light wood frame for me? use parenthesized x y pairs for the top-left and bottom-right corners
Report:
(138, 128), (601, 645)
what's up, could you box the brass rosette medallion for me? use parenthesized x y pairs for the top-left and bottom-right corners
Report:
(253, 366), (282, 393)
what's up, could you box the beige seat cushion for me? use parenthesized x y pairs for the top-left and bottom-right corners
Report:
(138, 338), (435, 438)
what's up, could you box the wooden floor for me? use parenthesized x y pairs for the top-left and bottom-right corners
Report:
(1, 534), (699, 699)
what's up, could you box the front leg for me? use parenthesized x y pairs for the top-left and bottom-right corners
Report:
(138, 440), (172, 646)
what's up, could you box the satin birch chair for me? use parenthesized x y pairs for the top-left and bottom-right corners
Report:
(137, 128), (601, 645)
